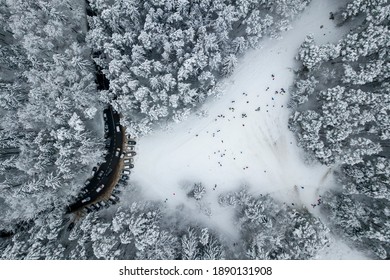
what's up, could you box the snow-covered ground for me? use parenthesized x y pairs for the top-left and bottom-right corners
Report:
(128, 0), (365, 258)
(315, 237), (368, 260)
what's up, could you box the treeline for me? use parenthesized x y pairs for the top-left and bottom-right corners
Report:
(86, 0), (311, 134)
(289, 0), (390, 259)
(1, 185), (329, 260)
(0, 0), (102, 230)
(1, 198), (226, 260)
(218, 188), (329, 259)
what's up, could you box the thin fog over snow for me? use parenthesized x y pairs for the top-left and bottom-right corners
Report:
(130, 0), (350, 232)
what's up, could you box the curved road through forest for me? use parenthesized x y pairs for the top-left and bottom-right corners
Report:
(67, 0), (131, 213)
(67, 105), (125, 212)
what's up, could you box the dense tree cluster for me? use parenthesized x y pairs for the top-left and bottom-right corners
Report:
(0, 0), (102, 230)
(86, 0), (311, 134)
(289, 0), (390, 258)
(2, 186), (329, 260)
(219, 188), (329, 259)
(1, 201), (227, 260)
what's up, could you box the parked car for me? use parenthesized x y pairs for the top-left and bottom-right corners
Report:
(124, 158), (134, 164)
(97, 170), (104, 179)
(80, 188), (89, 196)
(84, 179), (91, 187)
(109, 194), (119, 203)
(120, 152), (126, 159)
(126, 151), (137, 157)
(107, 199), (115, 205)
(96, 184), (104, 193)
(116, 126), (120, 132)
(99, 201), (109, 208)
(128, 140), (136, 145)
(112, 189), (121, 195)
(81, 197), (91, 203)
(128, 145), (135, 151)
(106, 167), (113, 176)
(123, 170), (131, 175)
(90, 204), (100, 211)
(114, 147), (121, 157)
(91, 167), (97, 176)
(121, 174), (129, 180)
(109, 195), (119, 204)
(110, 194), (120, 201)
(124, 164), (134, 169)
(103, 112), (107, 120)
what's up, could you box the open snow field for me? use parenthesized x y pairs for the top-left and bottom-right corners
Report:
(128, 0), (365, 258)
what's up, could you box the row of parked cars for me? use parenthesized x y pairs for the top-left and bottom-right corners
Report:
(77, 111), (123, 210)
(83, 191), (121, 213)
(79, 182), (109, 203)
(122, 138), (136, 175)
(81, 136), (137, 214)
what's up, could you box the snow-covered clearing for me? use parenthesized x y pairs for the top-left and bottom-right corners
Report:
(128, 0), (364, 258)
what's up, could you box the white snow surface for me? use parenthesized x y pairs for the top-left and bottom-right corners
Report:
(315, 237), (368, 260)
(128, 0), (364, 258)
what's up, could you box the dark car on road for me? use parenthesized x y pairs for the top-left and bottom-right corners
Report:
(97, 170), (104, 179)
(81, 197), (91, 203)
(96, 184), (104, 193)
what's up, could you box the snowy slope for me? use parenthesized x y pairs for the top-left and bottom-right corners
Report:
(127, 0), (363, 258)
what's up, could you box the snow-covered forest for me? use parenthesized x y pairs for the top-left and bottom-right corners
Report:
(0, 0), (389, 260)
(87, 0), (311, 134)
(0, 0), (103, 230)
(290, 0), (390, 259)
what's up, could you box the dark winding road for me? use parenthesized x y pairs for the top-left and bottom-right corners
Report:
(67, 105), (124, 212)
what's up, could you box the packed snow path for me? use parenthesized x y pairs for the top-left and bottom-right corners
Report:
(129, 0), (351, 235)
